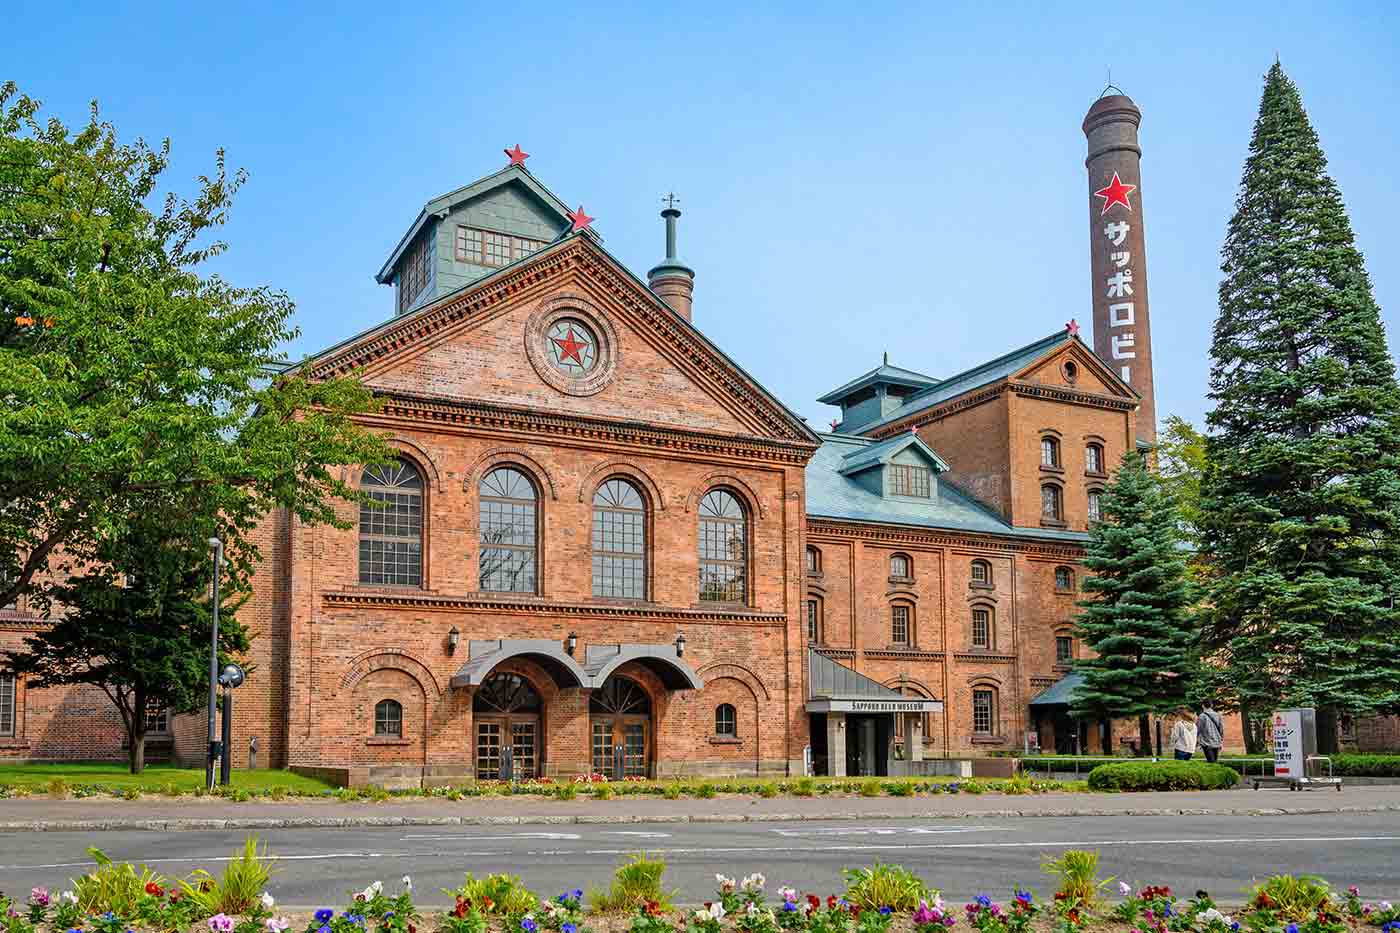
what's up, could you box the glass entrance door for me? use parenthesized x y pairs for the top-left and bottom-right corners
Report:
(589, 675), (652, 779)
(473, 672), (543, 779)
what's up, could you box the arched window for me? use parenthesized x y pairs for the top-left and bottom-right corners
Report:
(970, 559), (992, 586)
(1087, 489), (1104, 524)
(1041, 436), (1061, 469)
(1056, 634), (1074, 664)
(1041, 484), (1063, 521)
(972, 606), (994, 650)
(715, 703), (737, 737)
(890, 553), (911, 579)
(698, 489), (747, 603)
(972, 687), (997, 736)
(359, 459), (424, 587)
(806, 546), (821, 574)
(1085, 443), (1105, 475)
(1054, 566), (1074, 592)
(806, 596), (823, 643)
(891, 603), (913, 646)
(592, 478), (646, 599)
(474, 673), (542, 780)
(479, 467), (538, 593)
(374, 699), (403, 737)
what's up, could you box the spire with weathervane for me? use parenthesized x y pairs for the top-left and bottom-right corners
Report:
(647, 193), (696, 321)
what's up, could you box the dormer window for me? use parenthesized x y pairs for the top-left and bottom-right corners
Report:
(890, 464), (931, 498)
(456, 225), (546, 268)
(397, 228), (435, 314)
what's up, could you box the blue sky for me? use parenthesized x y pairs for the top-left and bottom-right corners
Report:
(10, 1), (1398, 432)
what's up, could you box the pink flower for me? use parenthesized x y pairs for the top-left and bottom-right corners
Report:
(209, 914), (235, 933)
(30, 888), (50, 908)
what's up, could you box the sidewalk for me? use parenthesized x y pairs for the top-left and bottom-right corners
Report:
(2, 784), (1397, 833)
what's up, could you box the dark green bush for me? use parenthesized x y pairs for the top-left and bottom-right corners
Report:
(1087, 760), (1239, 791)
(1331, 754), (1400, 777)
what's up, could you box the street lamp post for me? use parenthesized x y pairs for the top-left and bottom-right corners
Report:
(206, 537), (223, 792)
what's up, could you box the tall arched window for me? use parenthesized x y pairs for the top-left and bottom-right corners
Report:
(972, 687), (997, 736)
(972, 606), (994, 650)
(1087, 489), (1104, 524)
(592, 478), (646, 599)
(359, 459), (424, 587)
(806, 596), (824, 643)
(715, 704), (737, 737)
(1085, 443), (1105, 475)
(479, 467), (538, 593)
(806, 546), (822, 574)
(1041, 484), (1063, 521)
(1041, 436), (1061, 469)
(891, 603), (913, 646)
(698, 489), (747, 603)
(374, 699), (403, 737)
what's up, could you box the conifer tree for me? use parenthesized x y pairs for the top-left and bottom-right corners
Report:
(1071, 452), (1196, 756)
(1199, 63), (1400, 750)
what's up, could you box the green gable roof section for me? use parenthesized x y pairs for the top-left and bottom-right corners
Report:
(805, 432), (1089, 543)
(1029, 671), (1086, 707)
(816, 357), (941, 405)
(807, 649), (942, 712)
(818, 352), (943, 434)
(837, 431), (950, 477)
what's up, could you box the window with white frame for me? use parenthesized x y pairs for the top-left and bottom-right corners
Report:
(972, 688), (996, 735)
(0, 673), (14, 737)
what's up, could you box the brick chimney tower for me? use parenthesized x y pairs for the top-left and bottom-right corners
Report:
(1083, 90), (1157, 445)
(647, 195), (695, 321)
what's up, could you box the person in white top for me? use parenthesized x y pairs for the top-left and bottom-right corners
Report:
(1169, 714), (1198, 761)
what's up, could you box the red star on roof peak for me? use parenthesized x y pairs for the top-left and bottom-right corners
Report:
(504, 144), (529, 167)
(1093, 171), (1136, 216)
(1066, 318), (1081, 338)
(551, 325), (589, 365)
(567, 205), (595, 232)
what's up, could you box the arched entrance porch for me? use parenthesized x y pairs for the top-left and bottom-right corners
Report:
(590, 674), (651, 778)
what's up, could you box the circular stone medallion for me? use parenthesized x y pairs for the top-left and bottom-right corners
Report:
(524, 294), (619, 396)
(545, 318), (597, 375)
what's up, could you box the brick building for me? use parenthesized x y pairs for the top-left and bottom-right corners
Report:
(2, 96), (1286, 782)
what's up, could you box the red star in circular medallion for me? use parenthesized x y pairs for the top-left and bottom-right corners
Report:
(504, 144), (529, 166)
(567, 205), (595, 232)
(1093, 171), (1137, 216)
(551, 324), (588, 365)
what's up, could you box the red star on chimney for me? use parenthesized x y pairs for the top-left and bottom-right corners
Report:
(504, 144), (529, 167)
(1093, 172), (1136, 216)
(1066, 318), (1081, 337)
(567, 205), (595, 232)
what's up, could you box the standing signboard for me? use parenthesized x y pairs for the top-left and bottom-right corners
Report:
(1271, 708), (1315, 778)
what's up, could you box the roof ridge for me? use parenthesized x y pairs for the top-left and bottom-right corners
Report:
(905, 330), (1068, 402)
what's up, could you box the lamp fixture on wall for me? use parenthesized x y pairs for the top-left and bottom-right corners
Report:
(447, 626), (460, 654)
(675, 632), (686, 657)
(566, 631), (578, 656)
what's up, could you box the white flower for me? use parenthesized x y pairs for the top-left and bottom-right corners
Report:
(402, 876), (412, 893)
(260, 892), (276, 910)
(717, 875), (737, 893)
(1197, 909), (1227, 925)
(741, 873), (766, 892)
(360, 881), (383, 900)
(60, 892), (78, 906)
(266, 918), (291, 933)
(707, 903), (727, 921)
(1382, 902), (1394, 912)
(1119, 882), (1132, 897)
(933, 895), (946, 912)
(745, 903), (761, 917)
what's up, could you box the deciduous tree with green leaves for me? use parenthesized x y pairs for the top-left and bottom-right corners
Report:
(1198, 63), (1400, 752)
(0, 81), (390, 611)
(1071, 451), (1197, 756)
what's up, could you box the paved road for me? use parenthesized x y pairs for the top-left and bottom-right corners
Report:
(1, 812), (1396, 907)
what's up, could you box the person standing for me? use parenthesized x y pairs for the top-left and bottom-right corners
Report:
(1196, 701), (1225, 763)
(1169, 714), (1198, 761)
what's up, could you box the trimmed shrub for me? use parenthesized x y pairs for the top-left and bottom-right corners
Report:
(1087, 760), (1239, 791)
(1331, 754), (1400, 777)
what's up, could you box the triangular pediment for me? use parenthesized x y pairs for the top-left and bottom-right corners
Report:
(301, 235), (818, 445)
(1012, 337), (1138, 400)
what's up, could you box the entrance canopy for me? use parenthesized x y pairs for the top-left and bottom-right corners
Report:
(806, 650), (942, 714)
(450, 639), (702, 691)
(1029, 671), (1085, 707)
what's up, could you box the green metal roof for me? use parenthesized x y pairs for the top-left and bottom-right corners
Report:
(1029, 671), (1086, 707)
(838, 431), (950, 476)
(805, 433), (1089, 543)
(817, 358), (941, 405)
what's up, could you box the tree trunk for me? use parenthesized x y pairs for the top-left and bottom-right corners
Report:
(1241, 704), (1264, 755)
(1138, 714), (1153, 757)
(127, 685), (146, 774)
(1316, 707), (1339, 755)
(129, 727), (146, 774)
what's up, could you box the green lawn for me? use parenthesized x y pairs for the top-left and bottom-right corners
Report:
(0, 762), (333, 794)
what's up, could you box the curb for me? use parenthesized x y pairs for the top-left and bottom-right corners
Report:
(1, 803), (1397, 834)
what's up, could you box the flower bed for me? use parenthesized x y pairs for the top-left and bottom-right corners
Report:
(3, 842), (1398, 933)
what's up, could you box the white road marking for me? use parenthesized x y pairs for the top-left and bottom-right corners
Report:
(400, 832), (580, 841)
(771, 826), (1012, 837)
(599, 831), (672, 838)
(3, 834), (1398, 873)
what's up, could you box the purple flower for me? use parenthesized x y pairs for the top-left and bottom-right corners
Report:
(315, 910), (334, 924)
(913, 903), (937, 925)
(208, 914), (235, 933)
(563, 924), (578, 933)
(1285, 925), (1299, 933)
(879, 907), (892, 916)
(975, 895), (992, 909)
(522, 919), (538, 933)
(318, 926), (331, 933)
(30, 888), (51, 908)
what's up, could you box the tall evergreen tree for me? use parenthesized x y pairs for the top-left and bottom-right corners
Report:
(1199, 63), (1400, 750)
(1071, 452), (1197, 756)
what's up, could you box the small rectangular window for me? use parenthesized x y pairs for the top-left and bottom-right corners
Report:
(0, 673), (14, 737)
(144, 699), (169, 735)
(889, 465), (931, 498)
(973, 689), (995, 735)
(1056, 636), (1073, 664)
(891, 605), (910, 645)
(456, 226), (482, 263)
(806, 599), (821, 643)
